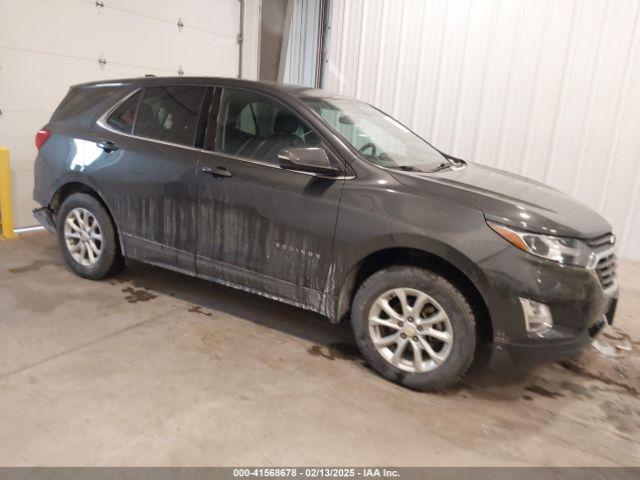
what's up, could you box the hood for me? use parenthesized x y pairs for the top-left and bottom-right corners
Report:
(387, 162), (611, 239)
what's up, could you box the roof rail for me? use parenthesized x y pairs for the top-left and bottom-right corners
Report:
(144, 74), (156, 78)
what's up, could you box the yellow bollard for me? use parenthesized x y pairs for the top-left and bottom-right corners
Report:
(0, 147), (17, 239)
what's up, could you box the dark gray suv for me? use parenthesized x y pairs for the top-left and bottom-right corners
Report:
(33, 77), (618, 390)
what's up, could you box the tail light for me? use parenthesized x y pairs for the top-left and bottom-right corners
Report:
(35, 129), (52, 150)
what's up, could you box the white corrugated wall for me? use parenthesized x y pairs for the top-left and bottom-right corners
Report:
(243, 0), (262, 81)
(283, 0), (322, 86)
(322, 0), (640, 260)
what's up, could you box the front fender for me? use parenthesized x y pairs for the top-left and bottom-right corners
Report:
(330, 231), (494, 316)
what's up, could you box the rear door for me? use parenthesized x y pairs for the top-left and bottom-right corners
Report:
(94, 84), (210, 272)
(195, 87), (345, 309)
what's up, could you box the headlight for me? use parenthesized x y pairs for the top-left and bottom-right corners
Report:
(487, 221), (596, 268)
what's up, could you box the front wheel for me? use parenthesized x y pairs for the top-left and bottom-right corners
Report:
(56, 193), (124, 280)
(351, 266), (476, 391)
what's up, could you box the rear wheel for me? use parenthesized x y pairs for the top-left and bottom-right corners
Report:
(56, 193), (124, 279)
(351, 266), (476, 391)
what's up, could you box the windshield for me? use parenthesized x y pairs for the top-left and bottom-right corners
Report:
(303, 97), (446, 169)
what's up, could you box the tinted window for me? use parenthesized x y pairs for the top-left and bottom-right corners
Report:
(134, 86), (206, 146)
(217, 88), (321, 164)
(52, 86), (120, 123)
(107, 91), (141, 133)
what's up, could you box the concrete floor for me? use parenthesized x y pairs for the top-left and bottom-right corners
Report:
(0, 232), (638, 466)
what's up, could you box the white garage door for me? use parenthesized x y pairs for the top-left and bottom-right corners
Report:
(0, 0), (246, 229)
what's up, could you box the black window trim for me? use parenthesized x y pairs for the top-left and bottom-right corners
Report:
(194, 87), (215, 149)
(204, 87), (222, 151)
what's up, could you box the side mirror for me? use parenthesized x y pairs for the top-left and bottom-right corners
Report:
(278, 146), (341, 176)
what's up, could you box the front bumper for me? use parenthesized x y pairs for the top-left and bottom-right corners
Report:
(477, 245), (619, 369)
(491, 293), (617, 368)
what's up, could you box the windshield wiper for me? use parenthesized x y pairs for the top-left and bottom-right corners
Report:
(427, 163), (454, 173)
(428, 155), (467, 173)
(444, 155), (467, 167)
(394, 165), (423, 172)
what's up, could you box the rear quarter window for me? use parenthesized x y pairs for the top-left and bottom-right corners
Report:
(107, 91), (142, 134)
(51, 86), (121, 123)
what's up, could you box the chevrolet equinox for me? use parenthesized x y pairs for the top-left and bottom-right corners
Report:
(33, 77), (618, 390)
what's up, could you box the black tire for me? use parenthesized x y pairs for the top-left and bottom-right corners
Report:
(351, 266), (476, 391)
(56, 193), (124, 280)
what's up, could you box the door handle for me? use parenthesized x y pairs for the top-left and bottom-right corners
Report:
(202, 166), (232, 178)
(97, 140), (119, 152)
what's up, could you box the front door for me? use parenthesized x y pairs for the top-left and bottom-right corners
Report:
(195, 87), (345, 310)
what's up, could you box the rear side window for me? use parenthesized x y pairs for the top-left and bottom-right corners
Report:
(107, 91), (141, 134)
(134, 86), (206, 146)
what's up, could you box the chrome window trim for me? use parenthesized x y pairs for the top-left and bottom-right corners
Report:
(96, 87), (354, 180)
(205, 151), (355, 180)
(96, 87), (208, 154)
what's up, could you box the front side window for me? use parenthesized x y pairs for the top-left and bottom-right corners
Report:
(134, 86), (206, 146)
(107, 90), (141, 134)
(303, 97), (445, 170)
(216, 88), (321, 164)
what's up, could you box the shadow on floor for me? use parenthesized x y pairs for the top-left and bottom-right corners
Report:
(108, 259), (543, 391)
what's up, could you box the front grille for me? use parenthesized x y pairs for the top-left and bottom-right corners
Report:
(588, 233), (617, 291)
(586, 233), (615, 249)
(595, 252), (617, 290)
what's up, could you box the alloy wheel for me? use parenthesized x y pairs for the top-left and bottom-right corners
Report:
(368, 288), (454, 373)
(64, 207), (103, 267)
